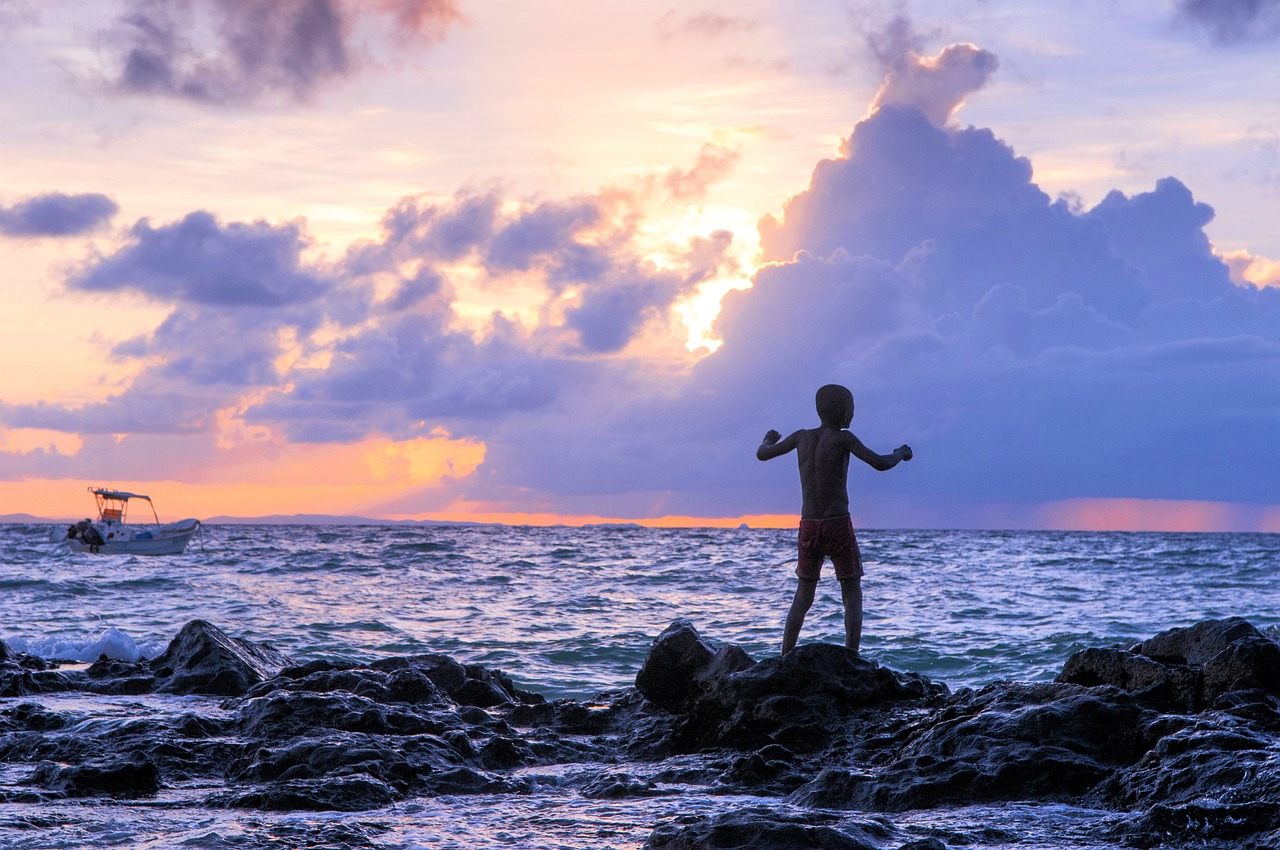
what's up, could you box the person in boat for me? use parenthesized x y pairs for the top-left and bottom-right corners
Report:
(756, 384), (912, 656)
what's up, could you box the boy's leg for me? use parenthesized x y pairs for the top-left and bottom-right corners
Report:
(840, 577), (863, 654)
(782, 578), (817, 655)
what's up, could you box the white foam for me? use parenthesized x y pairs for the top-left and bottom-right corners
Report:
(5, 627), (161, 663)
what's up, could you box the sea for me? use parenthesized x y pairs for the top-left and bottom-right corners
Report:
(0, 522), (1277, 849)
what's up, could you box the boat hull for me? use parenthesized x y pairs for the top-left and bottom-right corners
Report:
(61, 520), (201, 555)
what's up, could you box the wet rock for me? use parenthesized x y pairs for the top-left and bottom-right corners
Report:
(1057, 617), (1280, 711)
(671, 642), (941, 752)
(579, 771), (662, 799)
(1122, 800), (1280, 848)
(1056, 647), (1200, 711)
(0, 702), (66, 732)
(1105, 719), (1280, 811)
(1201, 635), (1280, 699)
(827, 683), (1158, 810)
(27, 753), (160, 798)
(646, 806), (891, 849)
(1135, 616), (1262, 665)
(0, 657), (74, 698)
(150, 620), (293, 696)
(245, 665), (448, 708)
(210, 774), (402, 811)
(239, 691), (446, 738)
(635, 619), (719, 712)
(373, 654), (468, 693)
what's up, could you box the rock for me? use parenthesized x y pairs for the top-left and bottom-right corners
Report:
(646, 806), (889, 850)
(1201, 636), (1280, 702)
(1057, 617), (1280, 712)
(635, 620), (718, 712)
(150, 620), (293, 696)
(1105, 720), (1280, 812)
(210, 774), (402, 811)
(27, 753), (160, 798)
(836, 683), (1158, 810)
(1135, 617), (1262, 665)
(1122, 801), (1280, 848)
(671, 642), (941, 752)
(1056, 647), (1200, 711)
(579, 771), (662, 799)
(239, 691), (446, 739)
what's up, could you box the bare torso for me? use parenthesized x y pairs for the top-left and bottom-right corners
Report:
(793, 426), (852, 519)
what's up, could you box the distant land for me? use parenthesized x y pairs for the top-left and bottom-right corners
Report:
(0, 513), (476, 527)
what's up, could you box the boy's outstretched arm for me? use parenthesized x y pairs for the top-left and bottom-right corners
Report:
(847, 433), (913, 471)
(757, 429), (800, 461)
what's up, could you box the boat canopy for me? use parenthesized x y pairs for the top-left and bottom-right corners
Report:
(89, 486), (160, 524)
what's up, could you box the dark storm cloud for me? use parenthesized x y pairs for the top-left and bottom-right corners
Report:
(1174, 0), (1280, 45)
(0, 192), (118, 237)
(102, 0), (461, 105)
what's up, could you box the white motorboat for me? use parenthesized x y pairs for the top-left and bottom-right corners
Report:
(57, 487), (201, 555)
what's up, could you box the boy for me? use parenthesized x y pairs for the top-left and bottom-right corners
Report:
(756, 384), (912, 655)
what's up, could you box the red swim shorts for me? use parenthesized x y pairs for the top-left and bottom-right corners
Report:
(796, 515), (863, 581)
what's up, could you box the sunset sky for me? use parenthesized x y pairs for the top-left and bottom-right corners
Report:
(3, 0), (1280, 530)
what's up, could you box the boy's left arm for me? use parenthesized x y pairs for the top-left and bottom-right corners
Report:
(847, 432), (912, 471)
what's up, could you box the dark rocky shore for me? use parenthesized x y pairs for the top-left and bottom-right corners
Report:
(2, 616), (1279, 848)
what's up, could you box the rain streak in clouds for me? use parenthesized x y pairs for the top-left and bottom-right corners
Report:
(3, 9), (1279, 526)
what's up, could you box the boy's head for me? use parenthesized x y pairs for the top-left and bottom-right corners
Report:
(815, 384), (854, 428)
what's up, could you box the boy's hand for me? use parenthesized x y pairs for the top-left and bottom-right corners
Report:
(762, 429), (781, 446)
(896, 444), (913, 461)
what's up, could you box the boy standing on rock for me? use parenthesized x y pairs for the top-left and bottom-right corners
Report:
(756, 384), (912, 656)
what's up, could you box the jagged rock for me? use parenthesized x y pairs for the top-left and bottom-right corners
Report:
(579, 771), (662, 799)
(1135, 617), (1262, 665)
(150, 620), (293, 696)
(646, 806), (891, 849)
(0, 702), (66, 732)
(1056, 647), (1201, 711)
(1201, 636), (1280, 700)
(635, 619), (719, 712)
(27, 753), (160, 798)
(239, 691), (447, 738)
(210, 774), (403, 811)
(670, 642), (941, 752)
(1057, 617), (1280, 711)
(1104, 719), (1280, 811)
(1122, 800), (1280, 848)
(815, 683), (1159, 810)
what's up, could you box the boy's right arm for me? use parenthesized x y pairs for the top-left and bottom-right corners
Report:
(757, 429), (799, 461)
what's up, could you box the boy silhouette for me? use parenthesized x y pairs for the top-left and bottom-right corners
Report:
(757, 384), (912, 655)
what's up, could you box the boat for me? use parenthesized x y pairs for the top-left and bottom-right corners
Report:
(57, 487), (201, 555)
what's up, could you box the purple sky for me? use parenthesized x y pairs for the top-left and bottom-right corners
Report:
(3, 1), (1280, 528)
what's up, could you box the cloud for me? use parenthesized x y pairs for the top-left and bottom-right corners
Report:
(1174, 0), (1280, 45)
(664, 142), (741, 201)
(69, 211), (336, 307)
(9, 44), (1280, 525)
(869, 42), (998, 127)
(656, 10), (758, 41)
(0, 192), (118, 237)
(101, 0), (462, 105)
